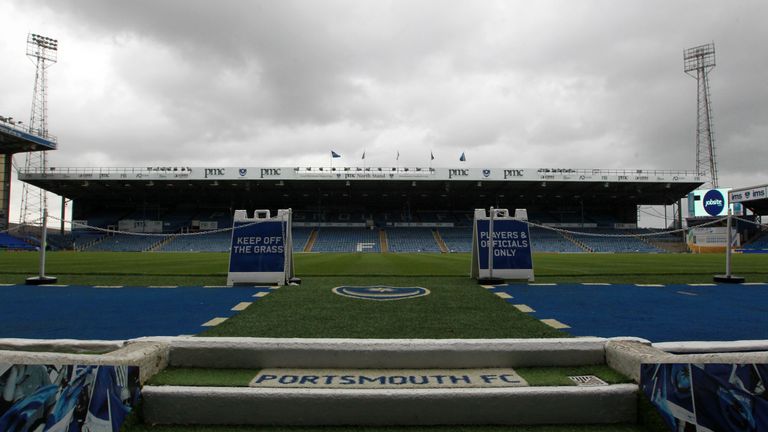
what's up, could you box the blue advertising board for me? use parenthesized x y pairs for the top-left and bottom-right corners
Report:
(471, 209), (534, 281)
(641, 363), (768, 431)
(227, 209), (294, 285)
(229, 220), (285, 274)
(476, 219), (533, 271)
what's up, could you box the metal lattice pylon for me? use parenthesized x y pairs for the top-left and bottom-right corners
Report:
(19, 33), (58, 228)
(684, 42), (718, 189)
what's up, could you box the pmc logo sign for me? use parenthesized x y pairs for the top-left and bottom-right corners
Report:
(703, 189), (725, 216)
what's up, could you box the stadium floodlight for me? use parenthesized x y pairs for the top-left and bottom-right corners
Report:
(684, 42), (719, 188)
(19, 32), (59, 232)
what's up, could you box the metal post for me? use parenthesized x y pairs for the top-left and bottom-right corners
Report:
(26, 207), (58, 284)
(725, 209), (732, 278)
(488, 207), (495, 280)
(39, 208), (47, 278)
(714, 207), (744, 283)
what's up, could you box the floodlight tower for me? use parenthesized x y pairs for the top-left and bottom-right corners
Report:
(19, 33), (58, 227)
(684, 42), (718, 189)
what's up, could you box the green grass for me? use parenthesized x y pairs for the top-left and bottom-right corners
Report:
(147, 365), (631, 388)
(201, 276), (565, 338)
(1, 251), (766, 285)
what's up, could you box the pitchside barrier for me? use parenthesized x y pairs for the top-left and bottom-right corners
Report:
(471, 208), (534, 282)
(227, 209), (295, 286)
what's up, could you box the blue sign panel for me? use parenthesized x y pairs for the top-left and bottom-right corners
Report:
(476, 219), (533, 271)
(229, 220), (285, 274)
(703, 189), (726, 216)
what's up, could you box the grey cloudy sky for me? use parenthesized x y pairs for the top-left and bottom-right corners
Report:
(2, 0), (767, 225)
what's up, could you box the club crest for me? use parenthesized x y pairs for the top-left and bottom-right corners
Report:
(332, 286), (430, 301)
(239, 168), (247, 176)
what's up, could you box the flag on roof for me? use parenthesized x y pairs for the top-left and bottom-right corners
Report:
(331, 150), (341, 158)
(459, 152), (466, 162)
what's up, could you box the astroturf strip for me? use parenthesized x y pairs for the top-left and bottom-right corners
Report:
(125, 424), (655, 432)
(146, 365), (632, 388)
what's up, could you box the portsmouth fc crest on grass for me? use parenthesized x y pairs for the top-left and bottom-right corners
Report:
(332, 286), (430, 301)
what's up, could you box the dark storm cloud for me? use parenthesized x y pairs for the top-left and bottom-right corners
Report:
(5, 0), (768, 188)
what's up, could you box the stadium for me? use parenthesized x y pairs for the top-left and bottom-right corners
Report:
(2, 17), (768, 432)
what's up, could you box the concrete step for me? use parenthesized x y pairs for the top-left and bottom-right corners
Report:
(156, 337), (608, 369)
(142, 383), (638, 426)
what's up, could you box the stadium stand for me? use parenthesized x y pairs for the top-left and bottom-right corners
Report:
(311, 227), (381, 252)
(438, 227), (473, 253)
(84, 234), (164, 252)
(570, 229), (664, 253)
(385, 228), (441, 252)
(0, 233), (36, 250)
(741, 230), (768, 251)
(528, 227), (584, 253)
(159, 232), (231, 252)
(292, 227), (313, 252)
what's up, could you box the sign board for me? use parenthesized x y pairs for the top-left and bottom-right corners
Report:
(687, 188), (742, 217)
(227, 209), (295, 286)
(471, 208), (534, 281)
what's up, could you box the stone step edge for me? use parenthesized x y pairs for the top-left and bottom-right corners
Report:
(147, 336), (616, 368)
(142, 383), (638, 426)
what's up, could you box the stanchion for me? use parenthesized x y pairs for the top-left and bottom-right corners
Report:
(26, 208), (58, 285)
(714, 209), (745, 284)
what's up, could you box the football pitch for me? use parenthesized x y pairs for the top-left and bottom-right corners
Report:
(1, 251), (767, 340)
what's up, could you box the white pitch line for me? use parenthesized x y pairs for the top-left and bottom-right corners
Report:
(541, 319), (570, 329)
(676, 291), (698, 296)
(581, 283), (611, 286)
(0, 284), (15, 287)
(148, 285), (178, 288)
(494, 292), (513, 299)
(635, 284), (665, 287)
(41, 284), (69, 287)
(688, 283), (716, 287)
(743, 282), (768, 286)
(513, 304), (535, 313)
(204, 285), (229, 288)
(480, 285), (496, 289)
(231, 302), (252, 311)
(252, 292), (270, 298)
(201, 317), (228, 327)
(94, 285), (124, 289)
(529, 283), (556, 286)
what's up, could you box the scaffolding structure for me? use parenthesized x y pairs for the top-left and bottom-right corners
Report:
(684, 43), (718, 189)
(19, 33), (58, 228)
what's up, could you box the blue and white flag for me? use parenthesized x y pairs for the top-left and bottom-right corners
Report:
(396, 150), (400, 161)
(459, 152), (466, 162)
(331, 150), (341, 158)
(430, 151), (435, 161)
(361, 151), (366, 160)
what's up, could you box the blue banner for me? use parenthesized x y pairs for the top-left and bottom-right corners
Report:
(476, 219), (533, 271)
(641, 363), (768, 431)
(229, 220), (286, 274)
